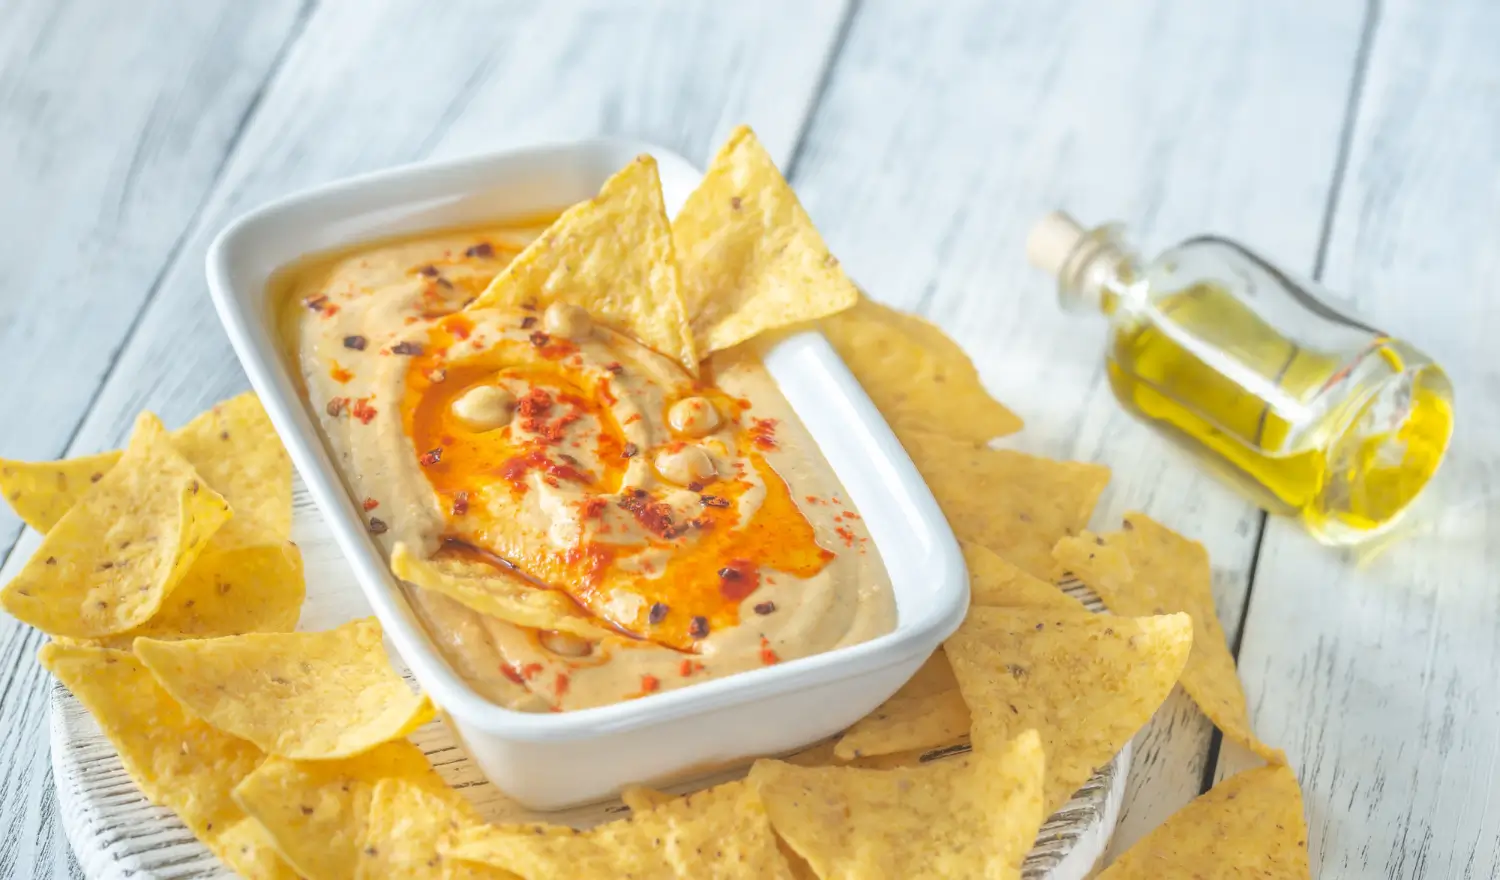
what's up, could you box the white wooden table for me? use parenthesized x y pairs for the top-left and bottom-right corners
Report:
(2, 1), (1496, 876)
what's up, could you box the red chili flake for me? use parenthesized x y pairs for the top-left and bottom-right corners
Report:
(640, 674), (660, 694)
(678, 659), (701, 677)
(754, 601), (776, 615)
(841, 511), (862, 521)
(759, 638), (780, 666)
(500, 664), (525, 685)
(521, 662), (544, 680)
(529, 331), (550, 347)
(718, 559), (760, 601)
(686, 481), (703, 492)
(516, 388), (554, 418)
(804, 495), (822, 505)
(326, 397), (349, 417)
(605, 362), (624, 375)
(391, 341), (423, 356)
(303, 294), (329, 311)
(499, 450), (593, 491)
(699, 494), (730, 508)
(465, 242), (495, 259)
(361, 497), (379, 511)
(648, 602), (669, 625)
(623, 413), (642, 426)
(419, 447), (443, 466)
(351, 398), (377, 424)
(579, 497), (607, 519)
(621, 442), (639, 459)
(749, 418), (779, 451)
(520, 316), (537, 330)
(451, 491), (470, 516)
(330, 363), (354, 384)
(688, 616), (710, 639)
(618, 489), (681, 538)
(835, 525), (857, 548)
(367, 517), (388, 534)
(343, 335), (367, 350)
(417, 265), (439, 278)
(555, 672), (571, 697)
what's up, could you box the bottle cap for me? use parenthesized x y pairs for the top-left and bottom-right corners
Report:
(1026, 211), (1086, 277)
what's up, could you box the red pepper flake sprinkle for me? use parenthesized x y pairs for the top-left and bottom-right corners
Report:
(367, 517), (388, 534)
(362, 497), (379, 511)
(621, 442), (639, 458)
(521, 662), (543, 680)
(648, 602), (670, 625)
(520, 316), (537, 330)
(390, 341), (423, 356)
(754, 601), (776, 615)
(605, 362), (624, 375)
(555, 672), (570, 697)
(678, 659), (704, 678)
(580, 497), (607, 519)
(618, 489), (681, 538)
(688, 616), (710, 639)
(499, 450), (593, 491)
(640, 674), (660, 694)
(330, 363), (354, 384)
(501, 664), (525, 685)
(417, 265), (439, 278)
(529, 331), (550, 347)
(516, 388), (554, 419)
(465, 242), (495, 259)
(759, 638), (780, 666)
(343, 335), (367, 350)
(699, 494), (730, 508)
(451, 491), (469, 516)
(326, 397), (349, 417)
(351, 398), (378, 424)
(835, 525), (857, 548)
(303, 294), (328, 311)
(749, 418), (779, 451)
(419, 447), (443, 466)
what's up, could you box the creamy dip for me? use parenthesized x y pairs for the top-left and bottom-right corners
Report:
(280, 222), (896, 711)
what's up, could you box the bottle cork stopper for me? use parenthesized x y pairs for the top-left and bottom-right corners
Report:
(1026, 211), (1086, 277)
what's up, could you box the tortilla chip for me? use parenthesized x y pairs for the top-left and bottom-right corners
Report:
(73, 541), (304, 649)
(1053, 513), (1285, 764)
(903, 429), (1109, 578)
(446, 780), (793, 879)
(1098, 765), (1311, 878)
(233, 739), (440, 880)
(675, 125), (858, 355)
(834, 687), (971, 761)
(355, 776), (492, 880)
(946, 607), (1192, 814)
(751, 730), (1045, 880)
(891, 648), (960, 701)
(620, 784), (678, 812)
(964, 540), (1085, 611)
(392, 543), (611, 641)
(0, 451), (118, 533)
(1, 413), (231, 638)
(467, 155), (697, 372)
(38, 643), (295, 879)
(820, 297), (1021, 445)
(0, 393), (290, 546)
(134, 617), (433, 759)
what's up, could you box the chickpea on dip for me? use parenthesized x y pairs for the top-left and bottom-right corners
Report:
(280, 222), (896, 711)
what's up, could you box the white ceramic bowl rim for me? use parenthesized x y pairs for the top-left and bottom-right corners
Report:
(205, 138), (969, 744)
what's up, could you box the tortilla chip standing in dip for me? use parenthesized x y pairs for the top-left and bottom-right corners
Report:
(280, 129), (895, 712)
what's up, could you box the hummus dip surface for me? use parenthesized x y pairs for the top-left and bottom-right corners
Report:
(279, 223), (896, 711)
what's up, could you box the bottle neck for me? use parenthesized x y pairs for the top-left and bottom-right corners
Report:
(1053, 223), (1145, 316)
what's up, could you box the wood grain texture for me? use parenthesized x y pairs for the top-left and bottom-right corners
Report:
(1229, 0), (1500, 876)
(0, 1), (853, 876)
(0, 0), (310, 565)
(0, 2), (312, 876)
(785, 0), (1368, 856)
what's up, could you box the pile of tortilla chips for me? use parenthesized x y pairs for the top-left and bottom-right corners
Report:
(0, 125), (1314, 877)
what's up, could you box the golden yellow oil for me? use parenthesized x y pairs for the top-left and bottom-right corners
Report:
(1105, 283), (1453, 544)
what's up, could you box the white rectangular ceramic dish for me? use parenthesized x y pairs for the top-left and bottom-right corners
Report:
(205, 139), (968, 809)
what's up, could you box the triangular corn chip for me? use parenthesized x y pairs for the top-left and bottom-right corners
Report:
(355, 776), (491, 880)
(1053, 513), (1285, 764)
(446, 780), (792, 879)
(620, 784), (678, 812)
(233, 739), (441, 880)
(39, 643), (295, 878)
(946, 607), (1192, 814)
(675, 126), (858, 354)
(2, 413), (231, 637)
(751, 730), (1046, 880)
(134, 617), (433, 759)
(0, 450), (117, 533)
(834, 687), (971, 761)
(965, 540), (1085, 611)
(820, 297), (1021, 445)
(1098, 765), (1311, 878)
(467, 155), (697, 372)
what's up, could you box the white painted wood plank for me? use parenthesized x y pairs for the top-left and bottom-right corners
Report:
(1231, 1), (1500, 875)
(0, 3), (311, 877)
(0, 1), (852, 876)
(787, 0), (1366, 855)
(0, 0), (309, 564)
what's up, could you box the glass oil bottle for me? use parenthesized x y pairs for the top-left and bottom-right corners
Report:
(1027, 212), (1454, 546)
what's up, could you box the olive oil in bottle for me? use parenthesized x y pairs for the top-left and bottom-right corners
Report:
(1027, 212), (1454, 546)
